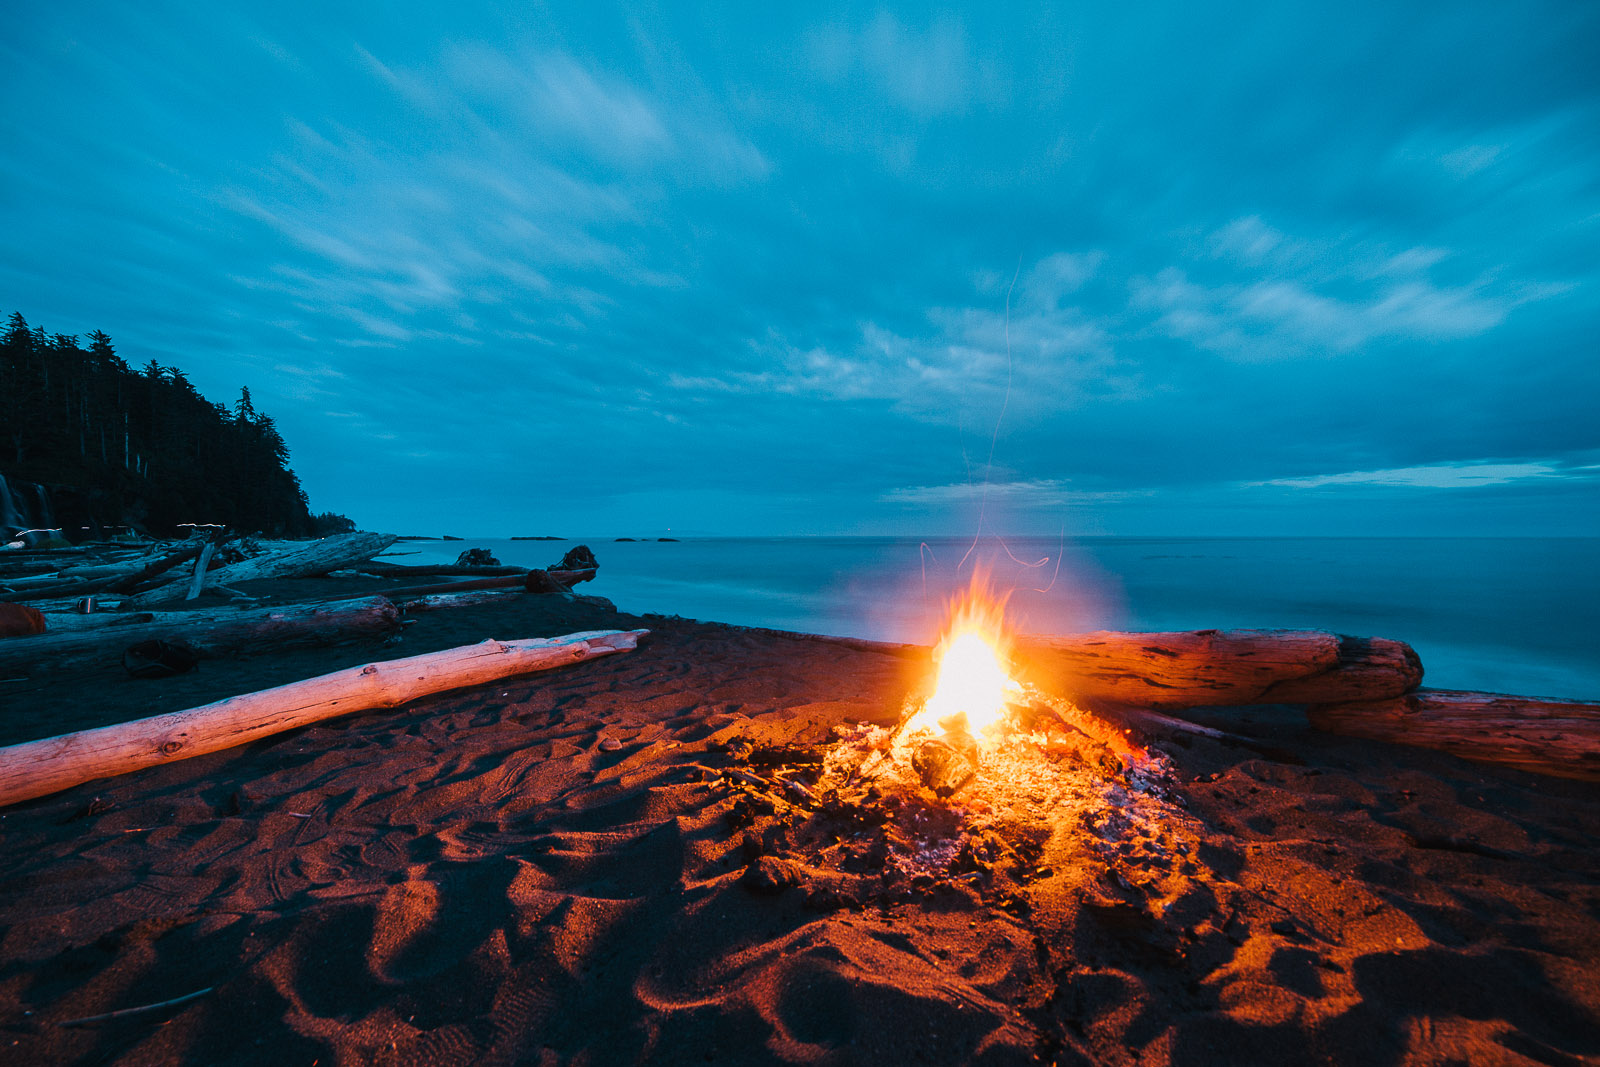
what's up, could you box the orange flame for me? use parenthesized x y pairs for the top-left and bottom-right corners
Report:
(904, 575), (1020, 741)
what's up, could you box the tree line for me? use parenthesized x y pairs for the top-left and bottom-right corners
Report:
(1, 312), (347, 538)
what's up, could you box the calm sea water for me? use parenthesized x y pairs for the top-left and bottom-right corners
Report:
(396, 537), (1600, 700)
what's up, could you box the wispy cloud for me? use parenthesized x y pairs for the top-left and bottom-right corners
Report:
(1252, 462), (1565, 490)
(808, 13), (976, 115)
(882, 479), (1144, 507)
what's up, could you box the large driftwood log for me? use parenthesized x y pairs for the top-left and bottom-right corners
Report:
(0, 596), (401, 675)
(398, 589), (528, 612)
(1308, 689), (1600, 782)
(0, 572), (91, 595)
(358, 562), (531, 578)
(0, 629), (647, 807)
(1014, 629), (1422, 709)
(37, 611), (157, 634)
(375, 569), (595, 601)
(123, 532), (397, 607)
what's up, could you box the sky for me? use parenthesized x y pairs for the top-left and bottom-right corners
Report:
(2, 1), (1597, 537)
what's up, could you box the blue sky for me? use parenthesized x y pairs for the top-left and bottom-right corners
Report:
(3, 2), (1596, 536)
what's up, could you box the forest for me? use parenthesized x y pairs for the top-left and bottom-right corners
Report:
(0, 311), (335, 539)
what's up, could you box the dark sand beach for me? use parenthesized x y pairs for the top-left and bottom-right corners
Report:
(2, 577), (1599, 1065)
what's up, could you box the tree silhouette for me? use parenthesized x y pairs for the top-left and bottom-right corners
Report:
(0, 312), (320, 537)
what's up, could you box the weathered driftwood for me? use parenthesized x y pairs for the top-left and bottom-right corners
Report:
(38, 611), (157, 634)
(398, 589), (528, 612)
(0, 555), (183, 602)
(0, 560), (63, 579)
(0, 596), (401, 675)
(359, 562), (531, 578)
(105, 540), (206, 594)
(1014, 629), (1422, 709)
(0, 629), (647, 807)
(1308, 689), (1600, 782)
(0, 572), (91, 596)
(376, 569), (595, 601)
(124, 531), (397, 607)
(185, 541), (217, 601)
(51, 561), (142, 581)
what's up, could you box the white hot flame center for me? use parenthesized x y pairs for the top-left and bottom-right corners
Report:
(910, 626), (1018, 739)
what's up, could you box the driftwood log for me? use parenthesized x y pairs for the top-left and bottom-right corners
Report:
(396, 588), (619, 614)
(185, 541), (217, 601)
(398, 589), (528, 612)
(104, 540), (206, 594)
(37, 611), (157, 634)
(358, 562), (531, 578)
(124, 532), (397, 607)
(1014, 629), (1422, 709)
(1308, 689), (1600, 782)
(375, 569), (595, 601)
(0, 629), (647, 807)
(0, 596), (401, 675)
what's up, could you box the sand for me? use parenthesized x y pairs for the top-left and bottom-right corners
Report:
(1, 577), (1598, 1065)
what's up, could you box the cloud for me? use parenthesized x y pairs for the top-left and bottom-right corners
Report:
(882, 479), (1144, 507)
(1252, 462), (1565, 490)
(1133, 264), (1509, 358)
(659, 252), (1119, 423)
(808, 13), (975, 115)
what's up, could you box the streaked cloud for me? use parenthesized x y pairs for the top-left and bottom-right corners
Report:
(1254, 462), (1566, 490)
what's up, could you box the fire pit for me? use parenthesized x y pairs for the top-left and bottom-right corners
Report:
(703, 581), (1206, 919)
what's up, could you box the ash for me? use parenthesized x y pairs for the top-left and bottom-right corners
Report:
(705, 685), (1206, 911)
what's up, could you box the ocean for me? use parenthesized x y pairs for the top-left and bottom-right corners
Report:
(395, 536), (1600, 701)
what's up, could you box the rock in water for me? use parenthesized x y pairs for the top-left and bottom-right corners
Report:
(553, 544), (598, 571)
(455, 548), (500, 567)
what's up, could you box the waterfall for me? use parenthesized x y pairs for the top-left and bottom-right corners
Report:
(0, 472), (54, 545)
(0, 472), (21, 536)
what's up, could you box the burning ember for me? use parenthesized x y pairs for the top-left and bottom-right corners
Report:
(902, 580), (1020, 741)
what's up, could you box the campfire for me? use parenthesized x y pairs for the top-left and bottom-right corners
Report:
(705, 577), (1201, 913)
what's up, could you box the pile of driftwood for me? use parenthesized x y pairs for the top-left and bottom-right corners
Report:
(0, 533), (636, 803)
(0, 531), (397, 608)
(0, 534), (608, 676)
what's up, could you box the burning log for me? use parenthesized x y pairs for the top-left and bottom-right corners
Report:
(122, 532), (398, 607)
(0, 629), (647, 807)
(1308, 689), (1600, 782)
(1015, 629), (1422, 710)
(0, 596), (402, 676)
(911, 738), (978, 797)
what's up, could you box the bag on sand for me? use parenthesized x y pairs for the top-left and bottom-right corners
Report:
(122, 639), (200, 679)
(0, 602), (46, 637)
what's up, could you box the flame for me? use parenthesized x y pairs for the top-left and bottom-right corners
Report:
(904, 576), (1020, 741)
